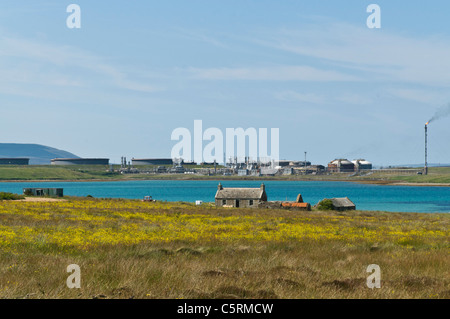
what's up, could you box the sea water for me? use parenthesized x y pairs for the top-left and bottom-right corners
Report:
(1, 180), (449, 213)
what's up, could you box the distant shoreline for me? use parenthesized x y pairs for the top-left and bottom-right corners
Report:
(354, 180), (450, 187)
(1, 177), (450, 187)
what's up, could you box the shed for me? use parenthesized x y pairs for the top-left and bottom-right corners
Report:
(23, 188), (64, 197)
(215, 183), (267, 208)
(318, 197), (356, 211)
(0, 158), (29, 165)
(280, 193), (311, 211)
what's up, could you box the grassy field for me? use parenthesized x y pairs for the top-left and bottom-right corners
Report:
(0, 165), (120, 181)
(384, 167), (450, 184)
(0, 198), (448, 299)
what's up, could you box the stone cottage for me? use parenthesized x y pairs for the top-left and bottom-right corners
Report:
(215, 183), (267, 208)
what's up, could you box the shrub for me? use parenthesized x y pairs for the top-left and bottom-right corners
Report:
(0, 192), (25, 200)
(316, 199), (334, 211)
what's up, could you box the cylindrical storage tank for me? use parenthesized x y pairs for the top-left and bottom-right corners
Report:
(358, 160), (373, 170)
(352, 159), (373, 170)
(132, 158), (173, 166)
(338, 159), (355, 171)
(51, 158), (109, 165)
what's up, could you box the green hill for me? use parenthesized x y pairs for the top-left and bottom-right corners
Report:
(0, 143), (79, 165)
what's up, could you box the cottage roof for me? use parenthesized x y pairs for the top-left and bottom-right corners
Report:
(328, 197), (355, 208)
(215, 184), (266, 200)
(216, 188), (265, 200)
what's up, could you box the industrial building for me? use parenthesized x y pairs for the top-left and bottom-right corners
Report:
(51, 158), (109, 165)
(182, 161), (198, 166)
(238, 169), (249, 176)
(215, 183), (267, 208)
(328, 159), (355, 172)
(0, 158), (29, 165)
(277, 160), (311, 167)
(295, 165), (325, 174)
(352, 159), (373, 171)
(277, 160), (293, 167)
(260, 168), (279, 176)
(131, 158), (173, 166)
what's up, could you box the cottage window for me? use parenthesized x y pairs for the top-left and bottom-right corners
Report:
(222, 200), (226, 205)
(249, 200), (254, 206)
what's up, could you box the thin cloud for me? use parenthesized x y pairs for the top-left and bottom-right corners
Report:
(388, 88), (447, 105)
(173, 28), (229, 49)
(0, 32), (161, 94)
(256, 21), (450, 87)
(274, 90), (371, 106)
(188, 65), (359, 82)
(335, 93), (371, 105)
(275, 91), (326, 104)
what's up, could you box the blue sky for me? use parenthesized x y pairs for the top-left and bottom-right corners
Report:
(1, 1), (450, 166)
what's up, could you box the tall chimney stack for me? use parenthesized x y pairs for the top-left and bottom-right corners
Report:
(425, 124), (428, 175)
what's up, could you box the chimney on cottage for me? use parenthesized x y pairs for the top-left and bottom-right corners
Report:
(218, 183), (223, 190)
(260, 183), (265, 191)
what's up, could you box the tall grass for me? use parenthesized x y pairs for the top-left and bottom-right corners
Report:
(0, 198), (448, 299)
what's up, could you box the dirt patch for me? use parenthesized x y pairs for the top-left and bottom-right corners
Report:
(137, 248), (174, 258)
(402, 276), (437, 289)
(392, 182), (450, 187)
(273, 278), (304, 289)
(192, 285), (278, 299)
(270, 265), (294, 273)
(202, 270), (226, 277)
(175, 247), (203, 256)
(322, 278), (366, 290)
(110, 287), (135, 299)
(213, 286), (278, 299)
(20, 197), (67, 202)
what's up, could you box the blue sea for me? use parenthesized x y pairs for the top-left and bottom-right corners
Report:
(1, 180), (450, 213)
